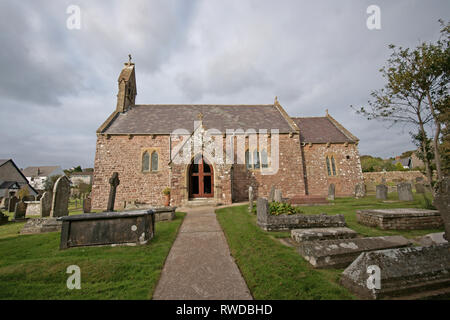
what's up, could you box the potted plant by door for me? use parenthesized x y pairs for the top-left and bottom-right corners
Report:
(162, 187), (171, 206)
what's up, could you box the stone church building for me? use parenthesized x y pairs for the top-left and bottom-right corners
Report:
(92, 59), (363, 210)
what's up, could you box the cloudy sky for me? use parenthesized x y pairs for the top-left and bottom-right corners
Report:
(0, 0), (448, 169)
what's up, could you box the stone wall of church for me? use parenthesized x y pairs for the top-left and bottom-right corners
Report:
(302, 143), (364, 197)
(232, 134), (306, 201)
(92, 134), (171, 210)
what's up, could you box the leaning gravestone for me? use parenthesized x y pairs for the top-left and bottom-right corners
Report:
(328, 184), (335, 201)
(50, 176), (70, 217)
(354, 183), (365, 198)
(8, 196), (18, 213)
(415, 183), (425, 194)
(248, 186), (253, 213)
(0, 197), (8, 209)
(14, 199), (27, 221)
(40, 191), (52, 217)
(268, 185), (275, 202)
(397, 182), (413, 201)
(376, 184), (388, 200)
(107, 172), (120, 212)
(433, 177), (450, 241)
(274, 189), (282, 202)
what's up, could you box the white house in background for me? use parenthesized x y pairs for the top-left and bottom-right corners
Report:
(69, 171), (93, 186)
(22, 166), (65, 191)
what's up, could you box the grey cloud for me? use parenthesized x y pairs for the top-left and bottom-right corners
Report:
(0, 0), (448, 169)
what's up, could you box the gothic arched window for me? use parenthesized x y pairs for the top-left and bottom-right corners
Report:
(331, 156), (337, 176)
(326, 156), (332, 176)
(151, 151), (158, 171)
(142, 151), (150, 172)
(253, 149), (260, 169)
(261, 149), (269, 168)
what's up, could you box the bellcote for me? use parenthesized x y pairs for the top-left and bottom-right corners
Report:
(116, 55), (137, 113)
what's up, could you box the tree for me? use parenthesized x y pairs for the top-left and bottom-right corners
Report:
(354, 20), (449, 187)
(17, 185), (30, 199)
(43, 175), (62, 192)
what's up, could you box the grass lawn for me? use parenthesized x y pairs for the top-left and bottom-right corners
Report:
(216, 193), (444, 300)
(0, 212), (185, 299)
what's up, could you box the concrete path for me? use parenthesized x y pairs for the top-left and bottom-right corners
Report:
(153, 207), (252, 300)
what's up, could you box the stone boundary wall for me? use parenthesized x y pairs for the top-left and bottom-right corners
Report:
(363, 171), (426, 185)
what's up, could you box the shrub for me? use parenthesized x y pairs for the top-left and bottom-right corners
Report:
(162, 187), (171, 195)
(269, 202), (303, 215)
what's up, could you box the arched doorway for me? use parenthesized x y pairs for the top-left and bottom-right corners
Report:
(189, 154), (214, 198)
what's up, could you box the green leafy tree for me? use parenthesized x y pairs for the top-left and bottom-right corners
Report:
(354, 20), (449, 186)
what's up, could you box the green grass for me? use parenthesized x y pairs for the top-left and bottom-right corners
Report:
(216, 195), (444, 300)
(269, 192), (442, 239)
(0, 212), (185, 299)
(216, 205), (354, 299)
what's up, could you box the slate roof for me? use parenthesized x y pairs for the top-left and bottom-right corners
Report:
(22, 166), (61, 178)
(103, 104), (295, 134)
(292, 117), (356, 143)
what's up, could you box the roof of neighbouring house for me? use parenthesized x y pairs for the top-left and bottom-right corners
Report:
(292, 116), (358, 143)
(70, 171), (93, 176)
(22, 166), (62, 178)
(102, 104), (297, 134)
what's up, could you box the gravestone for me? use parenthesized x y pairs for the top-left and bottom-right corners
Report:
(381, 177), (386, 184)
(433, 177), (450, 241)
(8, 196), (18, 212)
(59, 209), (155, 249)
(397, 182), (413, 201)
(107, 172), (120, 212)
(83, 197), (92, 213)
(354, 183), (365, 198)
(416, 176), (424, 183)
(340, 244), (450, 299)
(268, 185), (275, 202)
(328, 184), (335, 201)
(1, 197), (9, 210)
(415, 183), (425, 194)
(297, 235), (410, 269)
(40, 191), (52, 217)
(376, 184), (388, 200)
(248, 186), (253, 213)
(14, 199), (27, 221)
(50, 176), (70, 217)
(274, 189), (282, 202)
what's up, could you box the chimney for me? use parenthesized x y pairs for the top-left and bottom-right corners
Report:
(116, 54), (137, 113)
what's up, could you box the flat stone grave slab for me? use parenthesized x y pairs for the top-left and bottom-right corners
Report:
(298, 235), (410, 269)
(291, 227), (358, 243)
(257, 198), (345, 231)
(20, 218), (62, 234)
(58, 209), (155, 249)
(340, 244), (450, 299)
(357, 208), (443, 230)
